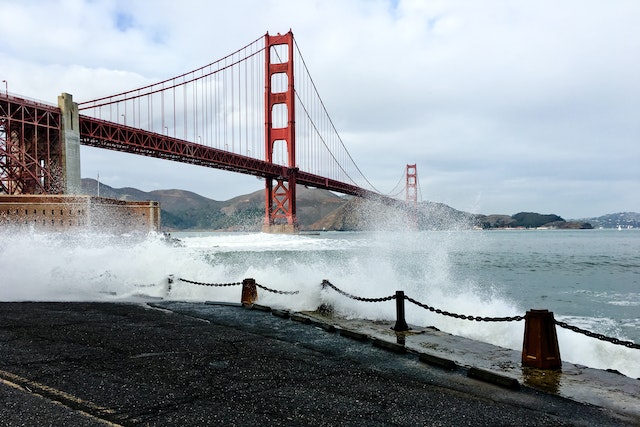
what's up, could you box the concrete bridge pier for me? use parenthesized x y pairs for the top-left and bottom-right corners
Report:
(58, 93), (81, 195)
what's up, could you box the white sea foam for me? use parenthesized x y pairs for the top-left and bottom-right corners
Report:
(608, 300), (640, 307)
(1, 228), (638, 378)
(552, 315), (640, 376)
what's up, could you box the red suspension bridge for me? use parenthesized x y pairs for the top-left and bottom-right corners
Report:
(0, 31), (419, 232)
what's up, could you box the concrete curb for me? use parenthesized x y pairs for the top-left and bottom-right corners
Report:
(467, 367), (520, 390)
(339, 328), (369, 341)
(373, 338), (407, 354)
(419, 352), (457, 371)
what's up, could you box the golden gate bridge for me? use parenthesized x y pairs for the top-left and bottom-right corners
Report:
(0, 31), (420, 232)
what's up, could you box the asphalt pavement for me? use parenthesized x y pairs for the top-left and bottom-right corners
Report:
(0, 301), (636, 426)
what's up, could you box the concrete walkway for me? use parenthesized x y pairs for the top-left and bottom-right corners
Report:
(304, 309), (640, 420)
(0, 301), (637, 426)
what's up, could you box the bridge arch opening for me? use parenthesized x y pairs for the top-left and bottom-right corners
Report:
(269, 44), (289, 64)
(271, 139), (289, 166)
(271, 104), (288, 129)
(271, 73), (288, 93)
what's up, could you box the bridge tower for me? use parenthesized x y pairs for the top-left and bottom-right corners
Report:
(263, 31), (298, 233)
(406, 164), (417, 206)
(406, 164), (419, 229)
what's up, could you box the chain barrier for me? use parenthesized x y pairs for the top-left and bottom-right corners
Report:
(321, 280), (397, 303)
(322, 280), (521, 321)
(178, 277), (298, 295)
(255, 282), (299, 295)
(404, 295), (525, 322)
(178, 278), (242, 287)
(555, 320), (640, 349)
(178, 276), (639, 350)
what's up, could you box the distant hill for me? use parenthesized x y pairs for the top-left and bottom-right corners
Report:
(81, 178), (475, 231)
(80, 179), (635, 231)
(82, 179), (350, 231)
(83, 179), (226, 230)
(474, 212), (593, 229)
(574, 212), (640, 229)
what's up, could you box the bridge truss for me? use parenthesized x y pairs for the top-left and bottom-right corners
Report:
(0, 95), (64, 195)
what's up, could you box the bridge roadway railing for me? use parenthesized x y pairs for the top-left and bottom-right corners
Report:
(79, 115), (284, 177)
(0, 92), (60, 111)
(173, 275), (640, 372)
(78, 114), (393, 202)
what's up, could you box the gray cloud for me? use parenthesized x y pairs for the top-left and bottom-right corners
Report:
(1, 0), (638, 218)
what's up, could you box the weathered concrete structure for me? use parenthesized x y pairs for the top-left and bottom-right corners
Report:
(57, 93), (81, 195)
(0, 195), (160, 232)
(1, 93), (160, 232)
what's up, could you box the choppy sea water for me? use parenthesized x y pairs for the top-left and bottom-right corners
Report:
(1, 228), (638, 378)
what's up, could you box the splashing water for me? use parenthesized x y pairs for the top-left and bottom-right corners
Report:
(1, 227), (638, 378)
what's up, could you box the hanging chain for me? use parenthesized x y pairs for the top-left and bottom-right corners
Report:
(178, 278), (298, 294)
(555, 320), (640, 349)
(255, 282), (299, 295)
(178, 278), (242, 287)
(321, 280), (396, 303)
(404, 295), (524, 322)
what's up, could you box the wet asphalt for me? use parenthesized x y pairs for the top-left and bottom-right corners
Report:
(0, 301), (636, 426)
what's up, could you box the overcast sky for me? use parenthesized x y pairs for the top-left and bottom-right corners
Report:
(1, 0), (638, 218)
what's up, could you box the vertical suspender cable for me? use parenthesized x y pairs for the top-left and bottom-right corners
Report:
(195, 72), (198, 142)
(161, 84), (165, 134)
(201, 68), (205, 144)
(216, 69), (219, 146)
(172, 81), (176, 138)
(136, 91), (140, 129)
(203, 70), (207, 145)
(181, 79), (185, 139)
(244, 50), (248, 156)
(253, 44), (258, 158)
(225, 57), (228, 149)
(238, 50), (242, 154)
(231, 54), (234, 152)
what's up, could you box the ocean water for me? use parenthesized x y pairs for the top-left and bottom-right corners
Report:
(1, 227), (638, 378)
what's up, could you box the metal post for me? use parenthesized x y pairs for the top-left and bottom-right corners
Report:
(393, 291), (410, 332)
(522, 309), (561, 369)
(166, 275), (174, 297)
(241, 278), (258, 305)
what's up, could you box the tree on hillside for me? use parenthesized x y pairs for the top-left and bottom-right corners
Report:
(511, 212), (564, 228)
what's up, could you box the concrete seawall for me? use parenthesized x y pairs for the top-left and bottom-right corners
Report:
(0, 195), (160, 232)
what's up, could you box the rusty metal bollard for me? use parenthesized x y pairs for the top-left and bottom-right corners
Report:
(241, 278), (258, 305)
(522, 309), (561, 369)
(166, 274), (174, 295)
(317, 280), (334, 315)
(393, 291), (410, 332)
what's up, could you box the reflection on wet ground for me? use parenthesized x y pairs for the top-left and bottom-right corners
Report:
(303, 311), (640, 420)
